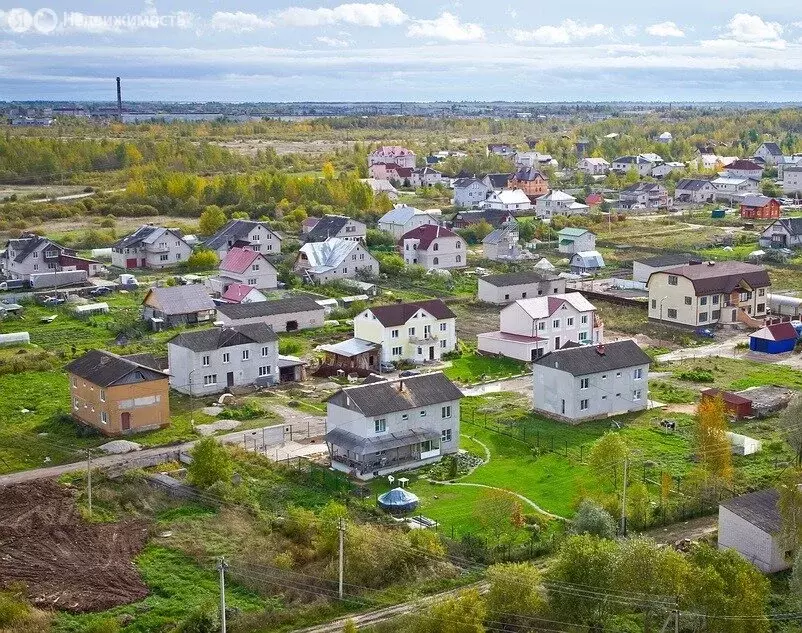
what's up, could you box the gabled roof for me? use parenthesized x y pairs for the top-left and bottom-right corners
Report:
(533, 339), (650, 377)
(370, 146), (414, 158)
(219, 247), (265, 274)
(750, 322), (797, 342)
(305, 215), (352, 243)
(581, 157), (609, 165)
(379, 205), (432, 227)
(653, 261), (770, 295)
(558, 227), (592, 237)
(112, 225), (185, 250)
(143, 285), (216, 315)
(400, 224), (458, 249)
(328, 372), (463, 417)
(484, 173), (512, 188)
(453, 177), (486, 189)
(5, 233), (66, 263)
(379, 163), (413, 177)
(765, 218), (802, 237)
(512, 292), (596, 319)
(169, 323), (276, 352)
(367, 299), (455, 327)
(298, 237), (361, 272)
(571, 251), (605, 267)
(487, 189), (531, 205)
(65, 349), (167, 387)
(221, 283), (262, 303)
(480, 270), (560, 287)
(676, 178), (714, 191)
(217, 296), (323, 320)
(728, 159), (763, 171)
(454, 208), (517, 228)
(622, 182), (664, 194)
(759, 142), (782, 156)
(741, 194), (777, 208)
(203, 220), (281, 251)
(721, 489), (781, 535)
(510, 167), (546, 182)
(614, 155), (649, 165)
(636, 253), (698, 268)
(482, 226), (518, 245)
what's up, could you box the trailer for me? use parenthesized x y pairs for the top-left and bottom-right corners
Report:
(29, 270), (88, 289)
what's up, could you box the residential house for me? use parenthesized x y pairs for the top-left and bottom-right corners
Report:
(711, 176), (758, 201)
(482, 173), (513, 190)
(507, 167), (549, 201)
(759, 218), (802, 249)
(411, 166), (447, 188)
(167, 323), (279, 395)
(295, 237), (378, 283)
(515, 152), (558, 169)
(619, 182), (670, 209)
(535, 190), (589, 218)
(368, 146), (416, 169)
(477, 271), (566, 305)
(1, 233), (102, 281)
(325, 372), (463, 479)
(740, 195), (781, 220)
(646, 261), (771, 328)
(674, 179), (717, 204)
(111, 225), (192, 270)
(66, 350), (170, 435)
(482, 225), (524, 261)
(754, 142), (783, 166)
(451, 209), (517, 229)
(216, 296), (325, 332)
(570, 251), (606, 274)
(369, 162), (413, 184)
(400, 225), (465, 270)
(363, 178), (399, 200)
(651, 162), (686, 178)
(557, 228), (596, 255)
(632, 253), (698, 283)
(377, 205), (440, 239)
(142, 285), (217, 330)
(718, 489), (789, 573)
(477, 292), (603, 362)
(353, 299), (457, 364)
(658, 132), (673, 144)
(304, 215), (366, 243)
(577, 157), (610, 176)
(532, 340), (651, 424)
(779, 155), (802, 180)
(219, 284), (267, 304)
(725, 159), (764, 180)
(782, 166), (802, 195)
(611, 155), (654, 177)
(482, 189), (533, 213)
(215, 246), (278, 291)
(487, 143), (515, 158)
(203, 220), (282, 260)
(452, 177), (491, 208)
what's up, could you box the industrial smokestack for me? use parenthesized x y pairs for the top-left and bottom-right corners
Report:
(116, 77), (122, 120)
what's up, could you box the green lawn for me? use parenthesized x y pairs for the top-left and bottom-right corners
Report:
(660, 356), (802, 391)
(443, 353), (528, 384)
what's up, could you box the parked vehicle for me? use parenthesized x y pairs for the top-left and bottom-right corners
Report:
(380, 362), (395, 372)
(41, 295), (66, 306)
(695, 328), (715, 339)
(29, 270), (87, 289)
(0, 279), (30, 291)
(89, 286), (112, 297)
(399, 369), (421, 377)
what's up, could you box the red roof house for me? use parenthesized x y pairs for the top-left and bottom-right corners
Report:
(740, 195), (781, 220)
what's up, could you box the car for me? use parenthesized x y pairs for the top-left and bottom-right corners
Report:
(89, 286), (112, 297)
(42, 295), (65, 306)
(399, 369), (421, 377)
(380, 362), (395, 372)
(695, 328), (715, 339)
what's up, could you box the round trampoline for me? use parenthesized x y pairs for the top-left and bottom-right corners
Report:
(377, 487), (420, 514)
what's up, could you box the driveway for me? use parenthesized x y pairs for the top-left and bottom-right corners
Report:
(656, 335), (750, 363)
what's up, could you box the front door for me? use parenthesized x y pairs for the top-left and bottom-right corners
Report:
(555, 336), (561, 349)
(126, 258), (137, 268)
(121, 412), (131, 431)
(429, 346), (435, 361)
(227, 372), (234, 387)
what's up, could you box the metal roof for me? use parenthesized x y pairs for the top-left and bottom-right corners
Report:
(319, 337), (380, 357)
(168, 323), (276, 352)
(534, 340), (651, 377)
(305, 215), (352, 243)
(480, 270), (559, 288)
(217, 296), (323, 320)
(298, 237), (359, 270)
(721, 489), (781, 535)
(219, 247), (264, 274)
(142, 285), (217, 315)
(368, 299), (455, 327)
(65, 349), (168, 387)
(203, 220), (281, 250)
(325, 426), (440, 455)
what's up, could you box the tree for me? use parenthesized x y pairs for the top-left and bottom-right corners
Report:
(779, 468), (802, 553)
(780, 395), (802, 465)
(694, 395), (733, 484)
(342, 620), (358, 633)
(790, 549), (802, 607)
(474, 489), (519, 543)
(185, 249), (219, 271)
(485, 563), (543, 627)
(625, 481), (652, 530)
(366, 228), (396, 248)
(588, 432), (628, 488)
(322, 162), (336, 179)
(572, 499), (616, 539)
(414, 589), (486, 633)
(516, 219), (536, 243)
(186, 438), (233, 490)
(376, 252), (405, 277)
(198, 205), (227, 236)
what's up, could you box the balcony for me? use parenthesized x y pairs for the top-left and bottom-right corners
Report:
(409, 334), (439, 344)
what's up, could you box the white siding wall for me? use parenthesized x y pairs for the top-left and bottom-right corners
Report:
(477, 278), (566, 304)
(354, 310), (457, 363)
(217, 308), (326, 331)
(718, 506), (789, 573)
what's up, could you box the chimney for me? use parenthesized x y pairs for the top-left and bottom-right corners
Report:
(596, 344), (606, 356)
(115, 77), (122, 119)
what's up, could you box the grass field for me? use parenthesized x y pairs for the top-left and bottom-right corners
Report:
(443, 353), (527, 384)
(660, 356), (802, 391)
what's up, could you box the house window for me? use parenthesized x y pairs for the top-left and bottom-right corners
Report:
(581, 315), (588, 325)
(441, 340), (447, 348)
(580, 378), (589, 389)
(72, 376), (77, 388)
(32, 251), (38, 258)
(567, 317), (574, 326)
(456, 242), (461, 249)
(504, 294), (510, 300)
(456, 255), (461, 263)
(417, 347), (422, 354)
(258, 366), (270, 377)
(261, 346), (270, 357)
(433, 257), (439, 265)
(101, 411), (108, 425)
(100, 389), (106, 402)
(700, 297), (707, 306)
(391, 329), (399, 338)
(160, 254), (169, 261)
(442, 429), (452, 442)
(420, 410), (427, 417)
(711, 310), (721, 320)
(222, 353), (230, 364)
(33, 264), (39, 271)
(204, 375), (218, 385)
(538, 321), (545, 331)
(442, 405), (452, 418)
(633, 390), (642, 400)
(342, 268), (348, 274)
(634, 368), (643, 380)
(699, 312), (708, 322)
(242, 350), (250, 361)
(202, 355), (210, 367)
(740, 291), (752, 301)
(712, 295), (719, 305)
(73, 397), (80, 410)
(375, 418), (387, 433)
(684, 296), (692, 305)
(651, 299), (656, 309)
(578, 331), (588, 341)
(252, 264), (260, 271)
(757, 303), (765, 313)
(433, 243), (439, 251)
(667, 308), (677, 319)
(440, 323), (447, 332)
(247, 278), (257, 286)
(401, 414), (408, 421)
(392, 346), (402, 356)
(668, 275), (678, 285)
(409, 327), (415, 336)
(552, 319), (560, 328)
(580, 399), (589, 411)
(759, 288), (765, 296)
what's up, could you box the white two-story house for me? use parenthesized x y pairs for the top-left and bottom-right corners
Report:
(399, 225), (466, 270)
(2, 233), (103, 282)
(353, 299), (457, 364)
(167, 323), (279, 395)
(533, 340), (651, 424)
(377, 205), (440, 239)
(304, 215), (366, 243)
(452, 178), (491, 208)
(478, 293), (603, 362)
(216, 246), (278, 291)
(203, 219), (282, 260)
(111, 225), (193, 270)
(325, 372), (463, 479)
(577, 157), (610, 175)
(295, 237), (379, 284)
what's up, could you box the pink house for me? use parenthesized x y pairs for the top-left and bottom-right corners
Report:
(368, 146), (416, 169)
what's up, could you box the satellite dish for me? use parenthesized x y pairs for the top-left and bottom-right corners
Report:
(387, 475), (395, 484)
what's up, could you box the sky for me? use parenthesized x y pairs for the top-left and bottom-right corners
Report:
(1, 1), (802, 102)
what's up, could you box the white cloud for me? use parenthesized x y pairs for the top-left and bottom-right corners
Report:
(621, 25), (638, 38)
(406, 12), (484, 41)
(646, 21), (684, 38)
(724, 13), (783, 43)
(276, 3), (407, 28)
(511, 19), (611, 45)
(210, 12), (273, 32)
(316, 36), (352, 47)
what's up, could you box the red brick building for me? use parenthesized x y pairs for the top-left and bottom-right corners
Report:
(740, 195), (780, 220)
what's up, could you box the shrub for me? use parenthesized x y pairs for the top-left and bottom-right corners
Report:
(279, 339), (304, 356)
(187, 438), (233, 490)
(0, 590), (31, 627)
(675, 368), (714, 383)
(83, 619), (120, 633)
(220, 401), (264, 421)
(184, 249), (219, 271)
(571, 499), (616, 539)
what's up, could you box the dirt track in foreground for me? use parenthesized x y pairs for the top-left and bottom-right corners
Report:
(0, 480), (149, 612)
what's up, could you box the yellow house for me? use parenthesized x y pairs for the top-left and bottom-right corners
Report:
(65, 350), (170, 435)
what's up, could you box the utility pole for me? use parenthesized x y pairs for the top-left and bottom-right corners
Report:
(674, 609), (680, 633)
(218, 557), (228, 633)
(620, 456), (628, 536)
(338, 517), (346, 600)
(86, 450), (92, 518)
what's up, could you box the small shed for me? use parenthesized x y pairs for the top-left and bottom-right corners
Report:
(318, 338), (381, 377)
(711, 209), (726, 219)
(315, 298), (339, 315)
(726, 432), (762, 456)
(749, 322), (798, 354)
(700, 388), (753, 419)
(718, 489), (788, 573)
(570, 250), (606, 274)
(73, 302), (110, 317)
(0, 331), (30, 347)
(378, 487), (420, 514)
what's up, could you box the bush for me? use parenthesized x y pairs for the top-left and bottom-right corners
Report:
(279, 339), (304, 356)
(571, 499), (616, 539)
(0, 590), (31, 627)
(219, 401), (264, 420)
(187, 438), (233, 490)
(84, 619), (120, 633)
(184, 249), (219, 271)
(675, 368), (714, 383)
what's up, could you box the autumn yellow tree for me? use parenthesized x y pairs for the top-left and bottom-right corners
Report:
(694, 395), (733, 484)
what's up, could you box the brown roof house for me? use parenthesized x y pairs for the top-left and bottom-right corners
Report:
(142, 285), (217, 331)
(66, 350), (170, 435)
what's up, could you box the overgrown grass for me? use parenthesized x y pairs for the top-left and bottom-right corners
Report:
(648, 380), (698, 404)
(660, 357), (802, 391)
(443, 353), (528, 384)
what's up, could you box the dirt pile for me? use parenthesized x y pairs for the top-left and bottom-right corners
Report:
(0, 480), (150, 612)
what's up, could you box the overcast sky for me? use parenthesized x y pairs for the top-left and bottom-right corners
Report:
(1, 1), (802, 102)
